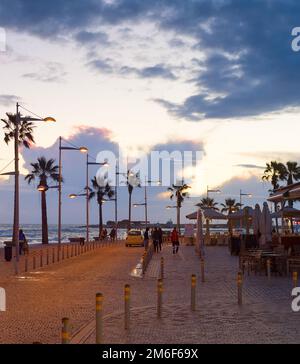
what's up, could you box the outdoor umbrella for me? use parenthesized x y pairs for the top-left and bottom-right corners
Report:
(187, 208), (227, 237)
(260, 202), (272, 246)
(253, 204), (262, 235)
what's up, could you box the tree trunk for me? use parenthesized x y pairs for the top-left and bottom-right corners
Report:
(206, 218), (210, 236)
(99, 202), (103, 238)
(128, 192), (132, 231)
(41, 190), (49, 244)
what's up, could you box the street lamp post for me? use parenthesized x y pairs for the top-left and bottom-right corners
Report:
(207, 186), (221, 199)
(12, 103), (56, 274)
(134, 178), (161, 229)
(58, 137), (88, 246)
(86, 156), (109, 244)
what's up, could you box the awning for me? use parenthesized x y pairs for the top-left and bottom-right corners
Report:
(268, 182), (300, 203)
(186, 208), (227, 220)
(271, 207), (300, 218)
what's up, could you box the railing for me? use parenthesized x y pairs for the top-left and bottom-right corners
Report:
(18, 240), (123, 274)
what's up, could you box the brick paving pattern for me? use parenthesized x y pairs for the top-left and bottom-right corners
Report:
(0, 242), (299, 344)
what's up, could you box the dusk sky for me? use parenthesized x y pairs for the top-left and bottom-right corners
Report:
(1, 0), (300, 224)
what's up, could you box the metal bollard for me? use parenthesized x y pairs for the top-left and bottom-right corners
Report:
(57, 247), (60, 262)
(61, 318), (70, 344)
(62, 246), (65, 260)
(293, 271), (298, 288)
(33, 254), (36, 270)
(40, 250), (43, 268)
(52, 248), (55, 264)
(157, 279), (163, 318)
(96, 293), (103, 344)
(124, 284), (130, 330)
(237, 271), (243, 306)
(200, 258), (205, 283)
(191, 274), (196, 311)
(160, 257), (164, 280)
(267, 259), (271, 280)
(46, 249), (49, 266)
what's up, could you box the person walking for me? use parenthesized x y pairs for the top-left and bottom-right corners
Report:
(158, 227), (163, 252)
(19, 229), (27, 255)
(152, 227), (159, 253)
(144, 227), (150, 250)
(109, 227), (116, 242)
(171, 227), (179, 254)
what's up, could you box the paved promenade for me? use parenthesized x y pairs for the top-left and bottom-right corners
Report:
(0, 243), (299, 344)
(82, 245), (300, 344)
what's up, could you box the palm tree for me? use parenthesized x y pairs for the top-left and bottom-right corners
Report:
(126, 171), (141, 231)
(282, 161), (300, 186)
(25, 157), (60, 244)
(197, 197), (219, 210)
(2, 112), (35, 148)
(89, 176), (115, 237)
(168, 183), (191, 233)
(262, 161), (286, 191)
(2, 112), (36, 245)
(281, 161), (300, 232)
(262, 161), (288, 232)
(221, 198), (242, 234)
(196, 197), (219, 237)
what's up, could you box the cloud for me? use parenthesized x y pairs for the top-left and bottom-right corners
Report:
(120, 64), (177, 80)
(236, 164), (265, 170)
(0, 94), (19, 106)
(22, 62), (67, 83)
(87, 58), (114, 74)
(1, 1), (300, 120)
(75, 30), (110, 46)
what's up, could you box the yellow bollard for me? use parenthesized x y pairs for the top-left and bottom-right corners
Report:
(124, 284), (130, 330)
(61, 318), (70, 344)
(191, 274), (196, 311)
(200, 258), (205, 283)
(160, 257), (164, 280)
(157, 279), (163, 318)
(96, 293), (103, 344)
(293, 271), (298, 288)
(237, 271), (243, 306)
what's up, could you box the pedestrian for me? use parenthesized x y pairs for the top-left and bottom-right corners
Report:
(152, 227), (159, 253)
(19, 229), (27, 255)
(171, 227), (179, 254)
(158, 227), (163, 252)
(110, 227), (116, 242)
(144, 227), (150, 250)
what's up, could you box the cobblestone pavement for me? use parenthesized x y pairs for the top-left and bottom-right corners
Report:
(1, 243), (299, 344)
(0, 242), (144, 344)
(82, 245), (300, 344)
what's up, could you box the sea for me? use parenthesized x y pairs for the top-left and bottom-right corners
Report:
(0, 224), (128, 248)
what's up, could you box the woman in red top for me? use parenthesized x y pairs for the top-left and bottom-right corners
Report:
(171, 228), (179, 254)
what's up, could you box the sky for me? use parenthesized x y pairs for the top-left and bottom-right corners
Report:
(0, 0), (300, 225)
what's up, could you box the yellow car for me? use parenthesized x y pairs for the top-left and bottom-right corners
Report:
(125, 230), (144, 247)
